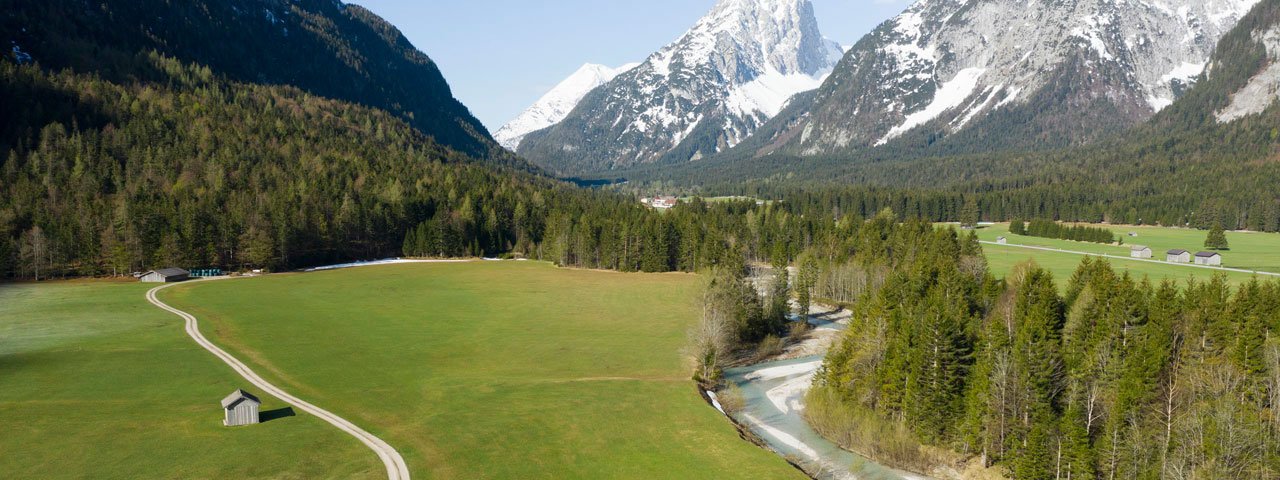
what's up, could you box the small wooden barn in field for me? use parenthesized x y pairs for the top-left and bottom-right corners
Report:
(1167, 249), (1192, 264)
(222, 389), (261, 427)
(1195, 252), (1223, 266)
(140, 268), (190, 283)
(1130, 245), (1153, 259)
(996, 236), (1008, 245)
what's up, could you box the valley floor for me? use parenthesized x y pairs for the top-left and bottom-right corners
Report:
(2, 261), (805, 478)
(0, 280), (380, 478)
(157, 261), (803, 479)
(971, 223), (1280, 286)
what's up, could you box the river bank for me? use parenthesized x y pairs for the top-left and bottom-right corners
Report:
(716, 304), (928, 480)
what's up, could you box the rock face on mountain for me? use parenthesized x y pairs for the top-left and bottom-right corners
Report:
(745, 0), (1259, 158)
(517, 0), (843, 175)
(0, 0), (502, 160)
(495, 63), (639, 150)
(1213, 3), (1280, 122)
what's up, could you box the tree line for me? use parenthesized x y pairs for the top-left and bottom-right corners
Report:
(0, 57), (845, 280)
(1012, 219), (1118, 244)
(0, 57), (596, 279)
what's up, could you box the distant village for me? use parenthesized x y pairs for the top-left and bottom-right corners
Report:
(640, 195), (770, 209)
(640, 196), (679, 209)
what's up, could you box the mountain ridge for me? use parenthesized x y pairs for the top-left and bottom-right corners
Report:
(743, 0), (1259, 159)
(0, 0), (514, 164)
(495, 62), (639, 150)
(517, 0), (842, 175)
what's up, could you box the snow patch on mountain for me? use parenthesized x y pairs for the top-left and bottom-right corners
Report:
(1149, 61), (1208, 110)
(10, 41), (32, 64)
(880, 68), (986, 145)
(495, 62), (639, 150)
(726, 69), (829, 128)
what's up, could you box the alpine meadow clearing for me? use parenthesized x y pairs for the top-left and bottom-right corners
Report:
(153, 261), (804, 479)
(0, 280), (380, 478)
(972, 223), (1280, 286)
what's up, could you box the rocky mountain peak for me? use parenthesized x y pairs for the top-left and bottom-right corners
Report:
(751, 0), (1260, 156)
(516, 0), (843, 174)
(495, 62), (639, 150)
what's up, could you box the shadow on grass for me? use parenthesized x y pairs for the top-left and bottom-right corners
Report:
(260, 407), (295, 423)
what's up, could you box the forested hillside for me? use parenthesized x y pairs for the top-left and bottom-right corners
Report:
(0, 56), (857, 279)
(0, 57), (550, 279)
(0, 0), (510, 163)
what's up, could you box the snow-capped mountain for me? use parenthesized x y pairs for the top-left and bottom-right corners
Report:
(518, 0), (844, 174)
(746, 0), (1259, 157)
(495, 63), (639, 150)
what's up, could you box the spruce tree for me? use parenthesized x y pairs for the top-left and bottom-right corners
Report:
(1010, 219), (1026, 235)
(961, 197), (980, 229)
(767, 255), (791, 330)
(795, 252), (819, 317)
(1204, 223), (1230, 250)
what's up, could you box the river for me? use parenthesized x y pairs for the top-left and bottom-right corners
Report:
(720, 309), (926, 480)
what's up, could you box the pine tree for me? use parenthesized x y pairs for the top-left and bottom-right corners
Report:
(1013, 412), (1057, 480)
(1058, 405), (1096, 480)
(1204, 222), (1230, 250)
(766, 255), (791, 330)
(908, 290), (973, 441)
(1010, 219), (1026, 236)
(961, 197), (980, 229)
(795, 252), (819, 317)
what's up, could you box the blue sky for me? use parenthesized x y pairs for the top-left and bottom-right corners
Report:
(350, 0), (913, 131)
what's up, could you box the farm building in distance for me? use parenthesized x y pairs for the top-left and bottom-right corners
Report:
(1167, 250), (1192, 264)
(1195, 252), (1223, 266)
(221, 389), (261, 426)
(139, 268), (190, 283)
(642, 196), (679, 209)
(996, 236), (1008, 245)
(1130, 245), (1153, 259)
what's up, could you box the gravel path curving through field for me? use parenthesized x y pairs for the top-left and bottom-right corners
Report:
(146, 279), (411, 480)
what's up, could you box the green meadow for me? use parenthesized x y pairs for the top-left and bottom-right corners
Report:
(971, 223), (1280, 286)
(159, 261), (803, 479)
(0, 281), (379, 478)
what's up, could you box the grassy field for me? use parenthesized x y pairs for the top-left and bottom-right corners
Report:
(159, 261), (803, 479)
(0, 281), (379, 478)
(970, 223), (1280, 286)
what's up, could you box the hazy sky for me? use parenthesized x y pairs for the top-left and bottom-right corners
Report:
(350, 0), (913, 131)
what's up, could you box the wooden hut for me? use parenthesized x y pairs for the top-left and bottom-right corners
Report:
(222, 389), (261, 426)
(1130, 245), (1153, 259)
(1194, 252), (1223, 266)
(140, 268), (190, 283)
(1167, 249), (1192, 264)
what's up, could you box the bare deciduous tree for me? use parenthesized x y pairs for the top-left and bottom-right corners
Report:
(688, 280), (735, 385)
(19, 226), (49, 281)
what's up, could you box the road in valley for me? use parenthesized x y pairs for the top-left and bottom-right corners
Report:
(981, 241), (1280, 277)
(146, 279), (411, 480)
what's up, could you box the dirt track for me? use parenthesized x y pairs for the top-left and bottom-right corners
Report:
(146, 279), (411, 480)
